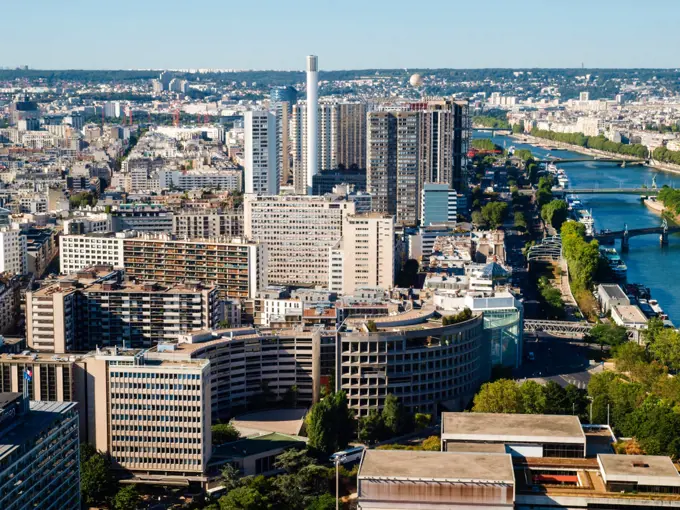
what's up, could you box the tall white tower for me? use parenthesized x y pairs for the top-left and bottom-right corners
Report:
(306, 55), (319, 195)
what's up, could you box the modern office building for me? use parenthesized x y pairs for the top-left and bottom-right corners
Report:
(84, 348), (212, 485)
(331, 213), (396, 295)
(337, 306), (488, 416)
(244, 194), (354, 286)
(270, 86), (297, 107)
(26, 267), (221, 352)
(161, 326), (322, 419)
(244, 110), (278, 195)
(421, 182), (457, 225)
(272, 101), (292, 186)
(306, 55), (319, 195)
(0, 394), (80, 510)
(0, 227), (27, 275)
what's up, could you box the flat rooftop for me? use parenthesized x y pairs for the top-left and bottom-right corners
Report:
(599, 284), (628, 301)
(613, 304), (648, 324)
(442, 413), (586, 444)
(598, 454), (680, 487)
(445, 442), (507, 454)
(359, 450), (514, 483)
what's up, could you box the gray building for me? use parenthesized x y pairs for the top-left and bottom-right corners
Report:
(111, 204), (173, 232)
(0, 393), (80, 510)
(337, 308), (488, 416)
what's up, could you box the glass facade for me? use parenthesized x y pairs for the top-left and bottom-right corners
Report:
(483, 308), (523, 368)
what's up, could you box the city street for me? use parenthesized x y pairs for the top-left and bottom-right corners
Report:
(514, 333), (605, 389)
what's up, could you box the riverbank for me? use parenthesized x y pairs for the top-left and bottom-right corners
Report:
(510, 133), (680, 175)
(644, 198), (680, 223)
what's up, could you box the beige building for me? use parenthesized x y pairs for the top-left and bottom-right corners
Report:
(172, 210), (244, 239)
(336, 102), (367, 170)
(331, 213), (396, 295)
(26, 267), (220, 352)
(244, 194), (354, 286)
(83, 348), (212, 484)
(157, 327), (322, 420)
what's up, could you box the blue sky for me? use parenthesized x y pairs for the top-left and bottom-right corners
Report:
(1, 0), (678, 70)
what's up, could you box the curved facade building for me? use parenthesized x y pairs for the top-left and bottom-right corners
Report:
(337, 312), (488, 416)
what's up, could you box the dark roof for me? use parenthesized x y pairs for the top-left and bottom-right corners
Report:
(481, 262), (508, 279)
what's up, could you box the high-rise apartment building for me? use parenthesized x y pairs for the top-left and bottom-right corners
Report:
(367, 111), (420, 226)
(60, 232), (266, 299)
(331, 213), (396, 295)
(273, 101), (291, 186)
(123, 234), (266, 299)
(0, 395), (80, 510)
(26, 268), (220, 352)
(244, 194), (354, 286)
(337, 102), (367, 170)
(270, 86), (297, 107)
(244, 110), (278, 195)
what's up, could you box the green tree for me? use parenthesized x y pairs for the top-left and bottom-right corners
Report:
(614, 342), (648, 373)
(219, 486), (271, 510)
(421, 436), (441, 451)
(542, 381), (569, 414)
(306, 493), (336, 510)
(519, 380), (546, 414)
(414, 413), (432, 430)
(306, 392), (353, 456)
(220, 463), (242, 493)
(274, 448), (313, 474)
(481, 201), (508, 229)
(112, 485), (140, 510)
(541, 200), (569, 230)
(513, 211), (527, 230)
(213, 422), (241, 445)
(80, 444), (115, 507)
(471, 210), (485, 227)
(586, 324), (628, 350)
(472, 379), (523, 413)
(644, 317), (665, 345)
(357, 410), (385, 444)
(649, 329), (680, 371)
(382, 394), (411, 436)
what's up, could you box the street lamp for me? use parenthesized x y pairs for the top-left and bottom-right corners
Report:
(335, 457), (340, 510)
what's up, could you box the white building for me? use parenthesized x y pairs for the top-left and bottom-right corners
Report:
(60, 232), (126, 274)
(244, 194), (354, 286)
(63, 214), (112, 235)
(0, 227), (27, 275)
(159, 169), (242, 192)
(244, 110), (278, 195)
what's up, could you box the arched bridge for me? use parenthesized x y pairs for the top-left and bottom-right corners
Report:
(592, 220), (680, 251)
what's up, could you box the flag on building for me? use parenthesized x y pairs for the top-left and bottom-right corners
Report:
(23, 368), (32, 382)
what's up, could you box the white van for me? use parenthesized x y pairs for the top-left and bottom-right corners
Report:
(329, 446), (366, 465)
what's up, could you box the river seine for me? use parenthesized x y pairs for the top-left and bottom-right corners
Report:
(486, 133), (680, 323)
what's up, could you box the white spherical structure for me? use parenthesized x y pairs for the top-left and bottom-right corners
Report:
(409, 73), (423, 87)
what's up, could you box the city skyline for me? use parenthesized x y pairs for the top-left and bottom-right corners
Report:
(2, 0), (679, 70)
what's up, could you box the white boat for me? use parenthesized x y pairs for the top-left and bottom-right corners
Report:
(599, 247), (627, 278)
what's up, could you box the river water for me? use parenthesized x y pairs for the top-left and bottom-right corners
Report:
(484, 133), (680, 323)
